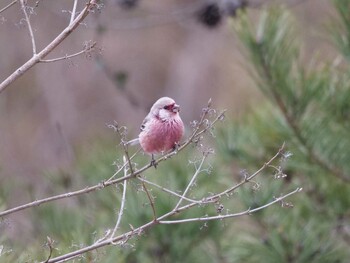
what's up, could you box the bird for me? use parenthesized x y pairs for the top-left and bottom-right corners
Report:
(128, 97), (184, 166)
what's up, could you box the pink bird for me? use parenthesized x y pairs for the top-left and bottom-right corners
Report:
(129, 97), (184, 164)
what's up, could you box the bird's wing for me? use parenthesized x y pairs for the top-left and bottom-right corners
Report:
(140, 114), (151, 131)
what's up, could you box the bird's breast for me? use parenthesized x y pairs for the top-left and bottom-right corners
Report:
(139, 117), (184, 154)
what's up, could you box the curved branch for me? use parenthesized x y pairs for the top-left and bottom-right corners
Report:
(42, 185), (301, 263)
(38, 142), (288, 262)
(173, 154), (207, 211)
(0, 106), (225, 218)
(111, 158), (128, 239)
(20, 0), (36, 54)
(39, 42), (96, 63)
(159, 187), (302, 224)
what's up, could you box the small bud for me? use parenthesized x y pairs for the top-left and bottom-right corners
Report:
(218, 112), (225, 121)
(207, 98), (212, 108)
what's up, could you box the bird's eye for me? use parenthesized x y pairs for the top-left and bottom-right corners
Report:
(163, 104), (174, 110)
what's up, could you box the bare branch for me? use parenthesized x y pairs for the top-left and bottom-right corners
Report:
(141, 180), (157, 221)
(0, 173), (133, 218)
(140, 144), (286, 207)
(106, 148), (140, 183)
(0, 0), (97, 94)
(42, 180), (301, 263)
(70, 0), (79, 24)
(43, 236), (54, 263)
(137, 176), (205, 204)
(0, 0), (17, 14)
(108, 121), (135, 175)
(159, 187), (302, 224)
(173, 153), (207, 211)
(39, 41), (97, 63)
(0, 106), (222, 218)
(201, 143), (286, 204)
(20, 0), (36, 55)
(110, 157), (128, 239)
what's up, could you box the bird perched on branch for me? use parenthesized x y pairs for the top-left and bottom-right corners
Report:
(128, 97), (184, 166)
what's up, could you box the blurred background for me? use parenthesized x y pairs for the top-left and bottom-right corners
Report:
(2, 0), (350, 262)
(0, 0), (331, 195)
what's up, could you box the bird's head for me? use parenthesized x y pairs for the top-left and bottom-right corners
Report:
(151, 97), (181, 120)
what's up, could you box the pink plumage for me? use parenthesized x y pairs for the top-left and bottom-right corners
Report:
(139, 97), (184, 155)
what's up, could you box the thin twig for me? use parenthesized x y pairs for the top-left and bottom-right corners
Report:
(173, 154), (207, 211)
(137, 177), (204, 204)
(159, 187), (302, 224)
(110, 157), (128, 239)
(0, 107), (223, 218)
(0, 173), (133, 218)
(0, 0), (96, 93)
(20, 0), (36, 54)
(141, 181), (157, 221)
(148, 144), (286, 223)
(0, 0), (17, 14)
(111, 121), (136, 175)
(43, 237), (54, 263)
(106, 148), (140, 183)
(122, 142), (134, 175)
(42, 185), (301, 263)
(39, 143), (294, 262)
(39, 42), (96, 63)
(201, 143), (285, 203)
(138, 143), (284, 207)
(70, 0), (79, 24)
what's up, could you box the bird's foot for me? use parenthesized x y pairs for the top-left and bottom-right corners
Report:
(151, 155), (157, 169)
(172, 142), (181, 153)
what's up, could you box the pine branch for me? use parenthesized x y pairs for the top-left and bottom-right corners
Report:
(233, 6), (350, 183)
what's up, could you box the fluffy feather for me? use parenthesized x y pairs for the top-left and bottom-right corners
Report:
(138, 97), (184, 154)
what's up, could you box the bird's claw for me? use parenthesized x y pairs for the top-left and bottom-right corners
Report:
(151, 155), (157, 169)
(172, 142), (180, 153)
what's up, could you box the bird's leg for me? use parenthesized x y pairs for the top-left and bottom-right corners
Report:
(150, 154), (157, 168)
(173, 142), (181, 153)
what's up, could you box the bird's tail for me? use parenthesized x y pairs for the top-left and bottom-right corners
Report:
(127, 138), (140, 146)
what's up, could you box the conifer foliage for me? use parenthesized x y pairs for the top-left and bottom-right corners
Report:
(217, 1), (350, 261)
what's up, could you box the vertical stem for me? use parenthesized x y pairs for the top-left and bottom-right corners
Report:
(20, 0), (37, 54)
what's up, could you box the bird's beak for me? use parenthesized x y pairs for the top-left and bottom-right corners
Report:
(172, 104), (180, 113)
